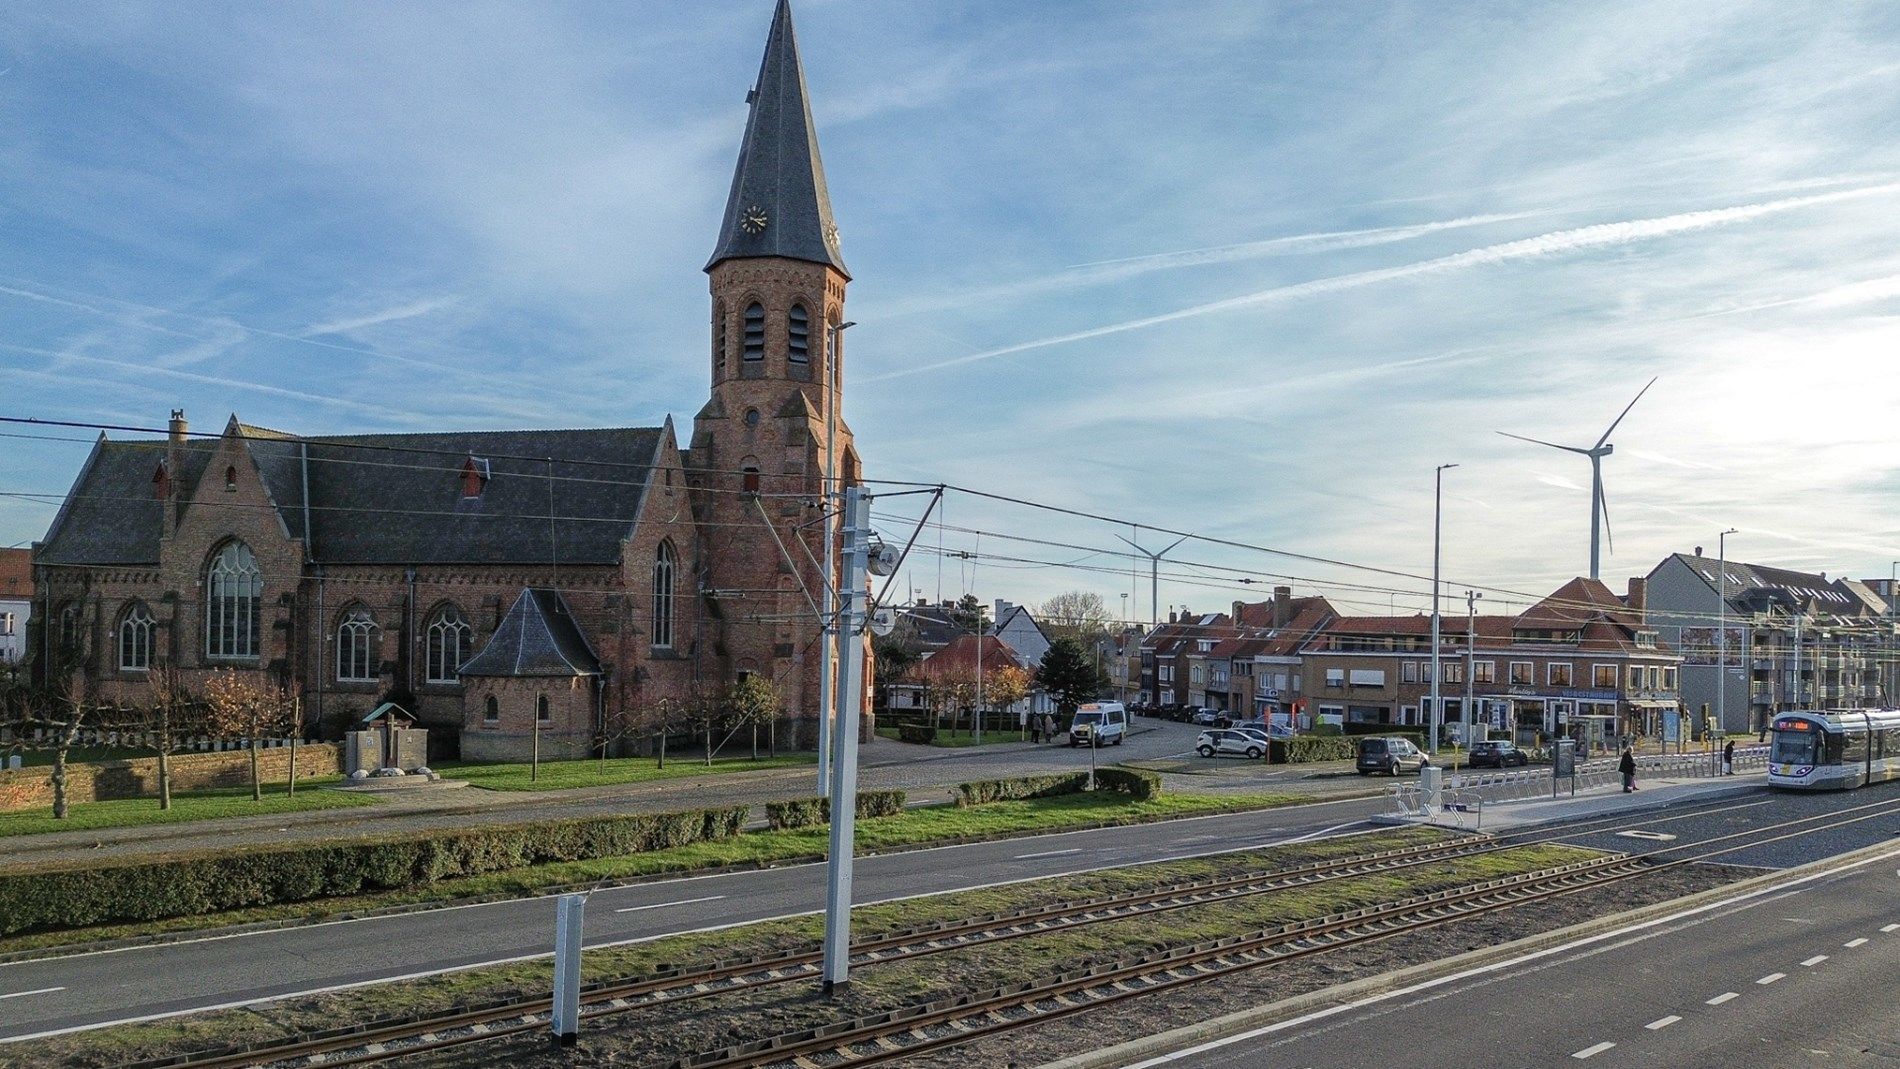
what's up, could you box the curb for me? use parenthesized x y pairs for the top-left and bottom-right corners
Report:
(1032, 834), (1900, 1069)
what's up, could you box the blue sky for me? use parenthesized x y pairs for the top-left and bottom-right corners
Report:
(4, 1), (1900, 621)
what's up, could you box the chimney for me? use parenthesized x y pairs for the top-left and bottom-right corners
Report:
(168, 409), (189, 443)
(1694, 545), (1703, 557)
(1626, 577), (1647, 617)
(995, 599), (1013, 624)
(1231, 600), (1243, 625)
(1273, 585), (1292, 628)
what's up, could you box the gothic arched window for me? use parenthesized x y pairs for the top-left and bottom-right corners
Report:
(483, 694), (499, 724)
(118, 604), (154, 673)
(787, 304), (810, 364)
(536, 694), (551, 723)
(426, 606), (472, 684)
(336, 606), (379, 683)
(205, 541), (262, 660)
(742, 302), (765, 361)
(57, 602), (81, 655)
(652, 541), (677, 649)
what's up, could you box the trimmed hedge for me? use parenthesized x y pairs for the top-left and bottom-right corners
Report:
(954, 768), (1163, 807)
(764, 789), (909, 830)
(1269, 736), (1357, 763)
(897, 724), (937, 744)
(0, 805), (747, 936)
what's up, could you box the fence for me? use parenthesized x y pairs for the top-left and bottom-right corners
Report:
(1432, 744), (1770, 809)
(1389, 785), (1485, 830)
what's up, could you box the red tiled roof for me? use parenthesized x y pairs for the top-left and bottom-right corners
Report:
(917, 634), (1026, 677)
(1516, 577), (1640, 630)
(0, 548), (31, 598)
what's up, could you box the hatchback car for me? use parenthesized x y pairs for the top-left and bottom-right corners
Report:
(1467, 740), (1529, 768)
(1196, 729), (1266, 759)
(1189, 708), (1222, 726)
(1355, 736), (1429, 775)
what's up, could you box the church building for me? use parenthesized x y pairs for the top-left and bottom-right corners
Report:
(30, 1), (868, 761)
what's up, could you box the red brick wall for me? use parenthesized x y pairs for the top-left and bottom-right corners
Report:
(0, 743), (341, 812)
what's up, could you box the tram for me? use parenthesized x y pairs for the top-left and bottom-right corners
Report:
(1766, 709), (1900, 790)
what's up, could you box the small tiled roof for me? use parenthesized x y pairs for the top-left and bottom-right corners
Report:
(1516, 577), (1639, 630)
(0, 548), (34, 598)
(457, 588), (603, 678)
(917, 634), (1025, 677)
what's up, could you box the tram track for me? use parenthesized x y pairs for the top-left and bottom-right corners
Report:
(127, 786), (1895, 1069)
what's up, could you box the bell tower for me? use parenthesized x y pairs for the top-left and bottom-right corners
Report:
(690, 0), (860, 737)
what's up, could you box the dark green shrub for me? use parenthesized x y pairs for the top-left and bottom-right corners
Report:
(954, 773), (1090, 807)
(1269, 736), (1357, 763)
(765, 789), (908, 830)
(1092, 767), (1162, 799)
(0, 804), (749, 937)
(897, 724), (937, 744)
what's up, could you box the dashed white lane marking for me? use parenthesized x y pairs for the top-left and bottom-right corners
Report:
(1707, 992), (1740, 1005)
(1645, 1016), (1681, 1030)
(0, 987), (63, 1002)
(1883, 923), (1900, 933)
(613, 894), (726, 914)
(1572, 1041), (1616, 1059)
(1801, 955), (1828, 967)
(1014, 848), (1084, 859)
(1756, 972), (1785, 985)
(1845, 938), (1869, 948)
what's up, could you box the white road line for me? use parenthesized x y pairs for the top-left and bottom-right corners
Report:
(1707, 992), (1739, 1005)
(1844, 938), (1868, 947)
(614, 895), (726, 915)
(1014, 848), (1084, 859)
(1756, 972), (1785, 985)
(1801, 955), (1828, 967)
(0, 987), (63, 1002)
(1645, 1015), (1681, 1030)
(1883, 923), (1900, 933)
(1572, 1041), (1616, 1059)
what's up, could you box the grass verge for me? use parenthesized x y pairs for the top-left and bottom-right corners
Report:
(0, 780), (369, 838)
(433, 754), (814, 791)
(873, 727), (1025, 748)
(15, 829), (1593, 1069)
(0, 790), (1308, 958)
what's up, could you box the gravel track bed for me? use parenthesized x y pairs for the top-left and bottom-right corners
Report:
(386, 844), (1672, 1069)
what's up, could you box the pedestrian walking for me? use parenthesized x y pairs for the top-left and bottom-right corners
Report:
(1722, 739), (1735, 776)
(1619, 745), (1638, 793)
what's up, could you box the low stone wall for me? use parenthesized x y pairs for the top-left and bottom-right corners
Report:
(0, 743), (342, 812)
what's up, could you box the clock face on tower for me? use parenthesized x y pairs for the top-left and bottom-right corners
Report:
(740, 205), (769, 234)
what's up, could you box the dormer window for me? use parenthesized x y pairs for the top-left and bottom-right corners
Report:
(153, 461), (172, 500)
(461, 456), (491, 499)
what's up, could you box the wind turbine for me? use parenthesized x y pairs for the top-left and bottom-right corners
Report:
(1498, 377), (1657, 581)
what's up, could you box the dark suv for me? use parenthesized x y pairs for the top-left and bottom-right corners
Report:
(1355, 736), (1429, 776)
(1467, 740), (1529, 768)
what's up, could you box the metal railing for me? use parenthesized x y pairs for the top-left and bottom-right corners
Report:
(1388, 784), (1484, 830)
(1438, 744), (1769, 807)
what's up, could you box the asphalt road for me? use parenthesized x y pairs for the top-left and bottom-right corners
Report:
(1122, 787), (1900, 1069)
(0, 794), (1386, 1043)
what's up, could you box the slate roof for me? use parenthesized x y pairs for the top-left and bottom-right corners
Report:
(705, 0), (849, 277)
(38, 424), (667, 567)
(1667, 554), (1885, 618)
(457, 588), (603, 678)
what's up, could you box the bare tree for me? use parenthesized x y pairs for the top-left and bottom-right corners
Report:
(143, 666), (206, 811)
(1039, 590), (1112, 645)
(201, 669), (290, 802)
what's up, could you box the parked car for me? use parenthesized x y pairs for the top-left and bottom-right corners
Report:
(1189, 708), (1221, 726)
(1232, 717), (1297, 738)
(1467, 740), (1529, 768)
(1196, 729), (1266, 759)
(1355, 736), (1429, 776)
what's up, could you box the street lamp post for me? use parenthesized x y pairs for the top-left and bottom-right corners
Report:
(1465, 589), (1481, 742)
(1888, 562), (1898, 707)
(1716, 528), (1736, 740)
(1429, 463), (1458, 754)
(815, 320), (855, 796)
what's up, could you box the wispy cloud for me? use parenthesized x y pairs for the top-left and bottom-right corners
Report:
(869, 180), (1900, 382)
(299, 297), (458, 338)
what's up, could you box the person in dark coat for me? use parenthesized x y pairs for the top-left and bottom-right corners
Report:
(1619, 745), (1638, 792)
(1722, 739), (1735, 775)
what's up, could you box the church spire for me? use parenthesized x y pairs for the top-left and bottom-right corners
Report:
(706, 0), (848, 278)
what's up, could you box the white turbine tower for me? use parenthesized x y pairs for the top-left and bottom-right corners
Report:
(1498, 377), (1657, 581)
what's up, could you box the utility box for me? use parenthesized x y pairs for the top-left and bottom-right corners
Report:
(1419, 765), (1443, 812)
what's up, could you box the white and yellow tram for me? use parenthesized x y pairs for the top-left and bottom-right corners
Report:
(1766, 709), (1900, 790)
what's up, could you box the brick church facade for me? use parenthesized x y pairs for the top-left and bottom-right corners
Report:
(29, 1), (869, 761)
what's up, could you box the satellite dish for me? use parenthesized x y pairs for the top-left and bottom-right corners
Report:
(867, 542), (900, 576)
(870, 606), (897, 637)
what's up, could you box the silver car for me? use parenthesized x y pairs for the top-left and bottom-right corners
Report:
(1196, 729), (1266, 759)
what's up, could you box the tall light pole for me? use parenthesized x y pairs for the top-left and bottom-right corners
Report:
(1888, 561), (1897, 707)
(1716, 527), (1736, 739)
(1117, 532), (1190, 629)
(814, 320), (855, 796)
(1429, 463), (1458, 754)
(1465, 589), (1482, 742)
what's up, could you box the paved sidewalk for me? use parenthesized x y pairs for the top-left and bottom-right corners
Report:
(0, 723), (1347, 868)
(1373, 770), (1767, 833)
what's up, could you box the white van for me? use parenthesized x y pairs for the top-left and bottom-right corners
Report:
(1069, 702), (1127, 747)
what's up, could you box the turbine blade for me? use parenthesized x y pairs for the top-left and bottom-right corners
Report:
(1497, 430), (1591, 454)
(1595, 376), (1659, 449)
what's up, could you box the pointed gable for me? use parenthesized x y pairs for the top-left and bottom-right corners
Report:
(457, 588), (602, 678)
(705, 0), (848, 277)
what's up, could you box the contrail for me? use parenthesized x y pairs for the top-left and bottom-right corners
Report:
(868, 181), (1900, 383)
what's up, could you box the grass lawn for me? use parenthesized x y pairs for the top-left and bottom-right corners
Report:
(874, 726), (1026, 748)
(0, 780), (373, 837)
(434, 754), (815, 792)
(0, 788), (1311, 956)
(6, 746), (151, 768)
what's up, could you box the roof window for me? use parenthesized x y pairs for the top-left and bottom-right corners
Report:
(461, 456), (491, 498)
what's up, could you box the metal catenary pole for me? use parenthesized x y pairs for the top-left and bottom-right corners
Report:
(821, 486), (871, 993)
(1429, 463), (1457, 753)
(1716, 528), (1735, 738)
(815, 321), (853, 797)
(550, 893), (585, 1048)
(1464, 590), (1480, 741)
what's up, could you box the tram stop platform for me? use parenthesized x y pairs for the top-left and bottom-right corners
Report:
(1371, 767), (1766, 834)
